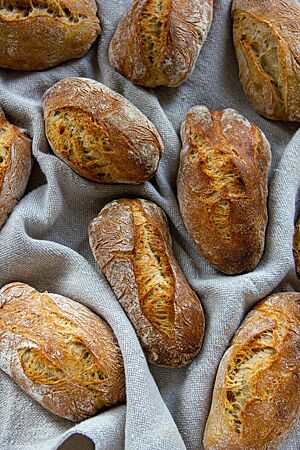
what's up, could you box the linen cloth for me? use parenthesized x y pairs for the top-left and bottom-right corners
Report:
(0, 1), (299, 449)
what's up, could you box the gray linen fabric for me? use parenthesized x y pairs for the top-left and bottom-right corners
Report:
(0, 1), (299, 449)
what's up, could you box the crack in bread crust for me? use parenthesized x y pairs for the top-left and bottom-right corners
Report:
(139, 0), (172, 83)
(225, 328), (281, 436)
(131, 201), (175, 338)
(0, 0), (87, 23)
(188, 127), (246, 241)
(46, 108), (118, 182)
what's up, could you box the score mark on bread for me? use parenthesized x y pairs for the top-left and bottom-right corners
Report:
(131, 201), (175, 339)
(0, 0), (85, 22)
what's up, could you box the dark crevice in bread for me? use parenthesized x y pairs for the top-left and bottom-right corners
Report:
(0, 0), (87, 23)
(131, 201), (175, 338)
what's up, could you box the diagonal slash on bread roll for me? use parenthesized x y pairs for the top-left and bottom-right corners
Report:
(203, 292), (300, 449)
(232, 0), (300, 121)
(89, 198), (205, 368)
(43, 77), (164, 184)
(0, 282), (126, 421)
(177, 106), (271, 275)
(109, 0), (214, 87)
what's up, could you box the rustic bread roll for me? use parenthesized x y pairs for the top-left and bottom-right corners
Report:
(293, 217), (300, 277)
(203, 292), (300, 449)
(0, 0), (100, 71)
(89, 198), (205, 367)
(232, 0), (300, 122)
(0, 282), (125, 421)
(43, 77), (163, 184)
(0, 107), (32, 230)
(108, 0), (213, 88)
(177, 106), (271, 275)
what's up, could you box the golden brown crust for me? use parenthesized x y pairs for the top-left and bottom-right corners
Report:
(0, 0), (100, 70)
(203, 292), (300, 450)
(177, 106), (271, 275)
(0, 282), (125, 421)
(293, 216), (300, 277)
(43, 77), (163, 184)
(89, 198), (205, 367)
(0, 107), (32, 230)
(232, 0), (300, 121)
(109, 0), (213, 87)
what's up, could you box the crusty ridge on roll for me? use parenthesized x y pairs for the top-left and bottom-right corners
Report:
(109, 0), (213, 87)
(0, 0), (101, 71)
(43, 77), (163, 184)
(0, 107), (32, 230)
(177, 106), (271, 274)
(203, 292), (300, 449)
(232, 0), (300, 121)
(0, 283), (125, 421)
(89, 198), (205, 367)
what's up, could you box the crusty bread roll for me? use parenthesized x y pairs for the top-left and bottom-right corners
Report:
(0, 107), (32, 230)
(293, 217), (300, 277)
(43, 77), (163, 184)
(232, 0), (300, 122)
(177, 106), (271, 275)
(0, 283), (125, 421)
(0, 0), (100, 71)
(109, 0), (213, 88)
(89, 198), (205, 367)
(203, 292), (300, 449)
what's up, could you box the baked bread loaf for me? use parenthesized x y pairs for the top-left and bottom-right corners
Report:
(177, 106), (271, 275)
(108, 0), (213, 88)
(0, 0), (100, 71)
(293, 217), (300, 277)
(203, 292), (300, 449)
(43, 77), (163, 184)
(232, 0), (300, 122)
(89, 198), (205, 367)
(0, 282), (125, 421)
(0, 107), (32, 230)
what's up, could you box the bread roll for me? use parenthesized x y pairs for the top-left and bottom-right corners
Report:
(109, 0), (213, 88)
(43, 77), (163, 184)
(203, 292), (300, 449)
(0, 107), (32, 230)
(293, 217), (300, 277)
(0, 283), (125, 421)
(177, 106), (271, 275)
(89, 198), (205, 367)
(232, 0), (300, 122)
(0, 0), (100, 70)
